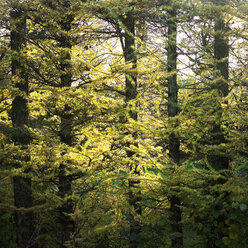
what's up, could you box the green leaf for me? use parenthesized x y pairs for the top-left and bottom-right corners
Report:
(240, 203), (247, 212)
(213, 210), (221, 218)
(231, 202), (239, 209)
(0, 212), (12, 220)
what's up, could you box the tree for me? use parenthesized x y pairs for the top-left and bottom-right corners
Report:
(122, 8), (143, 248)
(208, 0), (229, 171)
(166, 2), (183, 247)
(9, 1), (36, 247)
(54, 1), (75, 245)
(0, 0), (248, 247)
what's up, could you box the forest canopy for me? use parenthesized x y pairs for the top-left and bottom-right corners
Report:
(0, 0), (247, 247)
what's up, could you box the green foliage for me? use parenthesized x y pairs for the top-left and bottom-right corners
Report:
(0, 0), (247, 247)
(0, 212), (16, 248)
(157, 164), (248, 247)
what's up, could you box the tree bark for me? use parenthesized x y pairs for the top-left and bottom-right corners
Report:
(122, 11), (142, 248)
(57, 7), (75, 247)
(10, 6), (36, 248)
(167, 4), (183, 248)
(207, 11), (229, 248)
(208, 14), (229, 171)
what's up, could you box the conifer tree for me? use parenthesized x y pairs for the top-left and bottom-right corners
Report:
(56, 1), (75, 246)
(1, 0), (248, 247)
(122, 7), (142, 248)
(9, 2), (36, 247)
(28, 1), (77, 246)
(209, 0), (229, 171)
(166, 2), (183, 247)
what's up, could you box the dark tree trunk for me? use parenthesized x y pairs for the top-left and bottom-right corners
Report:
(167, 4), (183, 248)
(208, 15), (229, 171)
(57, 8), (75, 248)
(167, 3), (179, 162)
(10, 6), (36, 248)
(122, 11), (142, 248)
(207, 11), (229, 248)
(214, 18), (229, 98)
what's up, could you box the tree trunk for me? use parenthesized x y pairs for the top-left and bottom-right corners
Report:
(208, 14), (229, 171)
(122, 11), (142, 248)
(10, 6), (36, 248)
(57, 8), (75, 248)
(167, 4), (183, 248)
(207, 11), (229, 248)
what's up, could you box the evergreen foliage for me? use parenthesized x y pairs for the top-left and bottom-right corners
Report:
(0, 0), (247, 247)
